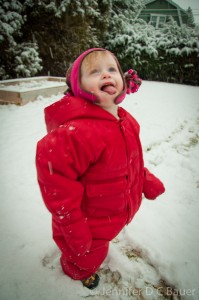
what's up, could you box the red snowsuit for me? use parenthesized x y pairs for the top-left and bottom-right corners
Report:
(36, 94), (165, 280)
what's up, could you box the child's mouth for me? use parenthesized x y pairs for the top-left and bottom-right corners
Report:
(101, 83), (117, 95)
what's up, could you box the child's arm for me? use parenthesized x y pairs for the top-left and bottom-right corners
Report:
(143, 168), (165, 200)
(125, 111), (165, 200)
(36, 127), (103, 256)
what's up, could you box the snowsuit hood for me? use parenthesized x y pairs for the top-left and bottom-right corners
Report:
(45, 93), (121, 133)
(66, 48), (127, 104)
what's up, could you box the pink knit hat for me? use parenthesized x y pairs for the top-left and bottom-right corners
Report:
(66, 48), (127, 104)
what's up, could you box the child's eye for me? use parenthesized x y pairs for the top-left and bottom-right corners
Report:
(90, 69), (100, 75)
(109, 67), (117, 72)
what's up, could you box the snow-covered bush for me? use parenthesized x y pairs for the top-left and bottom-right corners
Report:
(105, 13), (199, 85)
(156, 19), (199, 84)
(1, 0), (198, 84)
(14, 43), (42, 77)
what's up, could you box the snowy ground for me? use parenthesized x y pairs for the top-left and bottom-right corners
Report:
(0, 81), (199, 300)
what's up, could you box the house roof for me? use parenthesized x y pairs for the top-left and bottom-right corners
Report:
(144, 0), (187, 14)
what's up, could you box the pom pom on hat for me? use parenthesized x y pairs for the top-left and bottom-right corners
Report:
(124, 69), (142, 94)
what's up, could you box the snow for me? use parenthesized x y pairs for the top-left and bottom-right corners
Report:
(0, 81), (199, 300)
(0, 78), (65, 92)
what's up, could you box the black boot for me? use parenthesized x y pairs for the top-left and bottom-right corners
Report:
(81, 273), (100, 289)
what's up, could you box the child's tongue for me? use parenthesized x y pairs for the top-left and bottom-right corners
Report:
(102, 85), (116, 95)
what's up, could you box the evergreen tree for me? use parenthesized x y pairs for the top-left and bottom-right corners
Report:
(21, 0), (111, 76)
(0, 0), (42, 79)
(187, 6), (195, 28)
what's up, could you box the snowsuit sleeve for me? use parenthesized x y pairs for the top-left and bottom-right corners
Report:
(143, 168), (165, 200)
(125, 111), (165, 200)
(36, 126), (103, 256)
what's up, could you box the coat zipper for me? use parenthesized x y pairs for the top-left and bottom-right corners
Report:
(118, 119), (131, 224)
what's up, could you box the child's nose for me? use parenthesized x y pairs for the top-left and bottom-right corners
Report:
(102, 70), (111, 78)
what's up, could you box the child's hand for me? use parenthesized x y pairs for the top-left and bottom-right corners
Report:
(124, 69), (142, 94)
(143, 168), (165, 200)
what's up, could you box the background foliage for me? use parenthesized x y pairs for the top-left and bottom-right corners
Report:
(0, 0), (198, 85)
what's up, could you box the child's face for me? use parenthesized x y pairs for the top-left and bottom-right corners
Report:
(80, 51), (124, 108)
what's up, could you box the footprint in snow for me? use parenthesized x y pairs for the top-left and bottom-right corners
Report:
(42, 248), (60, 270)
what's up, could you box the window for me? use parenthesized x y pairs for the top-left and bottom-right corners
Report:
(149, 14), (166, 28)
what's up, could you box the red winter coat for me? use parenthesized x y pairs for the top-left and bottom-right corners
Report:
(36, 94), (165, 279)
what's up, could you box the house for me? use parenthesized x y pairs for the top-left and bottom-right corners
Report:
(139, 0), (189, 28)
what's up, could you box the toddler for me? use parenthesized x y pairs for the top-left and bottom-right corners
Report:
(36, 48), (165, 289)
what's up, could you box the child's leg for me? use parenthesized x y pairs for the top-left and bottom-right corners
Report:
(60, 239), (109, 280)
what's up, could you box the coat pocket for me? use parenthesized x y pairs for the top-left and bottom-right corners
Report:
(84, 178), (127, 217)
(86, 178), (127, 198)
